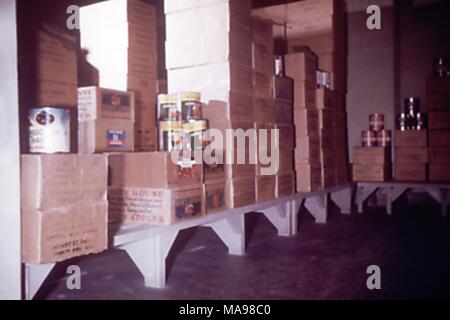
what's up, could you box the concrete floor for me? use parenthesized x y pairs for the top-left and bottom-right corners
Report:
(36, 202), (450, 300)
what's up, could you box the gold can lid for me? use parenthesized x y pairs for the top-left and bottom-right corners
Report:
(183, 120), (208, 132)
(180, 91), (201, 102)
(158, 94), (176, 104)
(160, 121), (182, 131)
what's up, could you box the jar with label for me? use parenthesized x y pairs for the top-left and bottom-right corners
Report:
(183, 120), (209, 151)
(159, 121), (182, 152)
(274, 55), (284, 76)
(398, 113), (406, 131)
(158, 94), (180, 121)
(180, 92), (202, 121)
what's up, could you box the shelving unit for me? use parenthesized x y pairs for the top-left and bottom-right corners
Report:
(24, 183), (353, 300)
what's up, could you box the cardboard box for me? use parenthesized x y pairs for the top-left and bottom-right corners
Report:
(100, 74), (157, 103)
(225, 177), (256, 208)
(278, 148), (294, 174)
(394, 162), (427, 182)
(204, 92), (254, 123)
(254, 71), (273, 97)
(426, 77), (450, 94)
(275, 124), (295, 148)
(394, 130), (427, 147)
(275, 171), (295, 198)
(274, 99), (293, 125)
(294, 108), (319, 136)
(157, 79), (168, 94)
(273, 76), (293, 102)
(252, 17), (274, 46)
(335, 165), (349, 185)
(34, 80), (77, 107)
(209, 120), (256, 150)
(321, 148), (335, 167)
(36, 24), (77, 84)
(166, 27), (252, 69)
(352, 164), (390, 182)
(429, 164), (450, 182)
(293, 80), (317, 109)
(21, 154), (108, 263)
(429, 148), (450, 164)
(252, 42), (274, 76)
(320, 130), (334, 149)
(108, 152), (203, 189)
(287, 34), (336, 55)
(285, 51), (317, 82)
(429, 130), (450, 147)
(79, 119), (135, 153)
(427, 92), (450, 111)
(225, 147), (257, 179)
(253, 97), (276, 123)
(296, 163), (322, 192)
(286, 0), (342, 22)
(168, 62), (253, 102)
(319, 109), (334, 130)
(78, 87), (135, 122)
(321, 166), (335, 188)
(203, 149), (226, 182)
(134, 126), (158, 152)
(352, 147), (390, 165)
(395, 147), (428, 163)
(203, 180), (227, 214)
(295, 135), (321, 164)
(256, 175), (276, 203)
(316, 88), (334, 109)
(429, 112), (450, 130)
(108, 186), (203, 225)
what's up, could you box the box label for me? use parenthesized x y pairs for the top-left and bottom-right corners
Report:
(107, 130), (126, 147)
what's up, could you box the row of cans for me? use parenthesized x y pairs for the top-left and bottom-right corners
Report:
(159, 120), (209, 152)
(362, 129), (391, 147)
(158, 92), (202, 122)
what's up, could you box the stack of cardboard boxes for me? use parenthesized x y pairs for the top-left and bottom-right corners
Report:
(352, 147), (391, 182)
(165, 0), (257, 209)
(286, 49), (322, 192)
(427, 77), (450, 182)
(394, 130), (428, 181)
(80, 0), (158, 151)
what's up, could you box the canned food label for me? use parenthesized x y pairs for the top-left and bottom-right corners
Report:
(107, 130), (126, 148)
(175, 196), (202, 220)
(102, 92), (131, 114)
(29, 108), (70, 153)
(206, 188), (225, 211)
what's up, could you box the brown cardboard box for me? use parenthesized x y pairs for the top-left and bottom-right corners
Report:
(79, 119), (135, 153)
(426, 77), (450, 94)
(394, 162), (426, 182)
(203, 149), (226, 182)
(316, 88), (334, 109)
(288, 34), (338, 55)
(274, 99), (293, 124)
(278, 148), (294, 174)
(225, 177), (256, 208)
(293, 80), (317, 109)
(108, 186), (203, 225)
(204, 92), (254, 123)
(319, 109), (334, 130)
(335, 165), (349, 185)
(157, 79), (168, 94)
(108, 152), (203, 189)
(134, 126), (157, 152)
(429, 130), (450, 147)
(273, 76), (294, 102)
(352, 147), (390, 165)
(254, 71), (273, 97)
(427, 92), (450, 111)
(252, 17), (274, 46)
(321, 166), (335, 188)
(429, 148), (450, 164)
(34, 80), (77, 107)
(36, 24), (77, 84)
(294, 108), (319, 136)
(296, 163), (322, 192)
(285, 51), (317, 82)
(209, 120), (255, 149)
(429, 112), (450, 130)
(395, 130), (427, 147)
(275, 171), (295, 198)
(252, 42), (274, 76)
(320, 130), (334, 149)
(78, 87), (135, 122)
(321, 148), (335, 167)
(275, 124), (295, 148)
(429, 164), (450, 182)
(256, 175), (276, 203)
(21, 154), (108, 263)
(295, 135), (321, 164)
(395, 147), (428, 163)
(203, 180), (227, 214)
(352, 164), (390, 182)
(101, 74), (157, 103)
(254, 98), (276, 123)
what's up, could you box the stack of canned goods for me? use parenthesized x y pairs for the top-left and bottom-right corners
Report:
(158, 91), (209, 152)
(433, 57), (449, 78)
(361, 113), (391, 147)
(397, 97), (426, 131)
